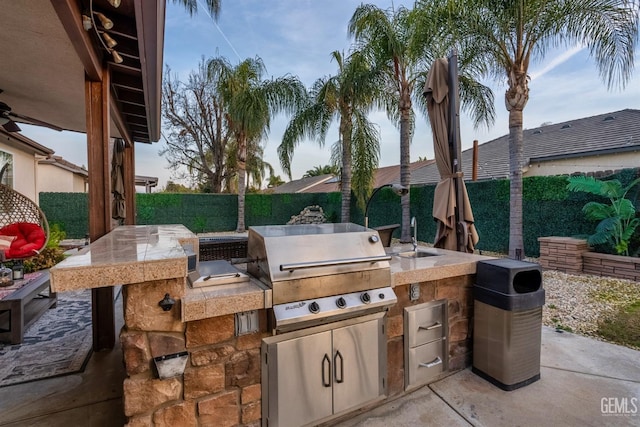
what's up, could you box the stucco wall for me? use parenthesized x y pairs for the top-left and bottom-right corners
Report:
(526, 152), (640, 177)
(0, 144), (38, 203)
(38, 164), (86, 193)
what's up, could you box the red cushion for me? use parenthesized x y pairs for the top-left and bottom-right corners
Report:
(0, 222), (46, 258)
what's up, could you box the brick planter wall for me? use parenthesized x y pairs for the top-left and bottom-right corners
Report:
(539, 236), (640, 281)
(582, 252), (640, 281)
(538, 237), (590, 274)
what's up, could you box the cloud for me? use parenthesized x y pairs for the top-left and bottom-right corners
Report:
(529, 46), (585, 81)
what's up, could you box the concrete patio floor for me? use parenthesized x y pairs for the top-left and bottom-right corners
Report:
(1, 297), (639, 426)
(335, 327), (640, 427)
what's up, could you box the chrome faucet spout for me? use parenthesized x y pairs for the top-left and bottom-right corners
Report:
(410, 217), (417, 251)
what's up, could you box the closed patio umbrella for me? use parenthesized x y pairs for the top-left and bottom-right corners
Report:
(111, 138), (126, 222)
(423, 54), (478, 252)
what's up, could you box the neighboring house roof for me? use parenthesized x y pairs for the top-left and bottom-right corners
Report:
(411, 109), (640, 185)
(0, 128), (54, 157)
(38, 155), (158, 191)
(38, 155), (88, 176)
(372, 160), (434, 188)
(301, 160), (435, 194)
(271, 160), (436, 194)
(271, 174), (335, 194)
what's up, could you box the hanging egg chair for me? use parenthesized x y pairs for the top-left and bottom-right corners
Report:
(0, 164), (49, 261)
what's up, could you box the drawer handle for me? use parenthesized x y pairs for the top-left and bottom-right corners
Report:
(418, 321), (441, 331)
(419, 356), (442, 369)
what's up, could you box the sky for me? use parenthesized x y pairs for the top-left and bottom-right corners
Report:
(22, 0), (640, 190)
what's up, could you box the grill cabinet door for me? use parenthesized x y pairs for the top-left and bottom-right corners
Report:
(266, 330), (333, 426)
(332, 318), (384, 414)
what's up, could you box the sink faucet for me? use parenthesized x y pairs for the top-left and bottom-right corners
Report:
(410, 216), (417, 251)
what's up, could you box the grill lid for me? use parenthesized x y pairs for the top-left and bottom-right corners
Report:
(247, 223), (391, 284)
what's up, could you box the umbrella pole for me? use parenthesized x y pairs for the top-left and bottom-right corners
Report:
(448, 50), (465, 252)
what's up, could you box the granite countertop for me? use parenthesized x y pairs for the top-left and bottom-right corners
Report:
(49, 225), (197, 292)
(386, 243), (495, 286)
(50, 225), (493, 320)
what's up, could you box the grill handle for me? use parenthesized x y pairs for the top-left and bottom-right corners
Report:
(280, 255), (392, 272)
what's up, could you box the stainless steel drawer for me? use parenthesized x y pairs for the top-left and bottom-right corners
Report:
(404, 299), (447, 347)
(406, 338), (447, 388)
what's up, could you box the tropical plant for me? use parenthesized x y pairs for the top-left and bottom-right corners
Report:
(208, 56), (306, 232)
(567, 175), (640, 256)
(419, 0), (639, 258)
(279, 50), (382, 220)
(348, 4), (494, 241)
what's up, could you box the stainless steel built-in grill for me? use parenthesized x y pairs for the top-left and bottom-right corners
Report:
(247, 223), (397, 332)
(252, 223), (398, 427)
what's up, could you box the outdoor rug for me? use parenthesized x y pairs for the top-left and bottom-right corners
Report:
(0, 290), (92, 387)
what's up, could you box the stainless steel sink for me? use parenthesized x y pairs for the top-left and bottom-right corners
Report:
(396, 250), (440, 258)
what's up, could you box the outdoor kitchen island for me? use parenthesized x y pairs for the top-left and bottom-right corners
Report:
(49, 224), (492, 427)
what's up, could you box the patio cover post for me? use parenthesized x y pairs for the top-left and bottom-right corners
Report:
(86, 72), (115, 351)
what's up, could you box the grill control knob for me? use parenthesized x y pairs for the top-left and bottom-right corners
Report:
(378, 293), (385, 300)
(336, 297), (347, 309)
(361, 292), (371, 304)
(369, 235), (379, 243)
(308, 301), (320, 314)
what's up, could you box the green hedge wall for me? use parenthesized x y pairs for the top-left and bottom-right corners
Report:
(39, 192), (89, 239)
(39, 169), (639, 257)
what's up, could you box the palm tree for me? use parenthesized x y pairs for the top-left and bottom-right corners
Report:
(348, 4), (495, 241)
(208, 56), (306, 232)
(267, 174), (285, 188)
(419, 0), (639, 259)
(303, 165), (340, 178)
(279, 50), (382, 222)
(172, 0), (221, 19)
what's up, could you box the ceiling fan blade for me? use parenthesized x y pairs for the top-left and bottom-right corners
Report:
(8, 111), (63, 132)
(2, 120), (22, 133)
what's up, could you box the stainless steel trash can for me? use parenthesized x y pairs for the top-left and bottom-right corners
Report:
(473, 259), (545, 391)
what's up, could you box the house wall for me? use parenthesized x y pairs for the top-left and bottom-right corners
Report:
(526, 152), (640, 177)
(38, 164), (87, 193)
(0, 144), (38, 203)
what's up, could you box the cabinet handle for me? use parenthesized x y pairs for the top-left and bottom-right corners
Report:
(322, 354), (331, 387)
(418, 321), (441, 331)
(419, 356), (442, 369)
(334, 350), (344, 384)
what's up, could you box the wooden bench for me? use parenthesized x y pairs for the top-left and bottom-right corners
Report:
(0, 270), (57, 344)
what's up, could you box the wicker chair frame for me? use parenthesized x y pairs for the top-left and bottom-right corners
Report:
(0, 183), (50, 259)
